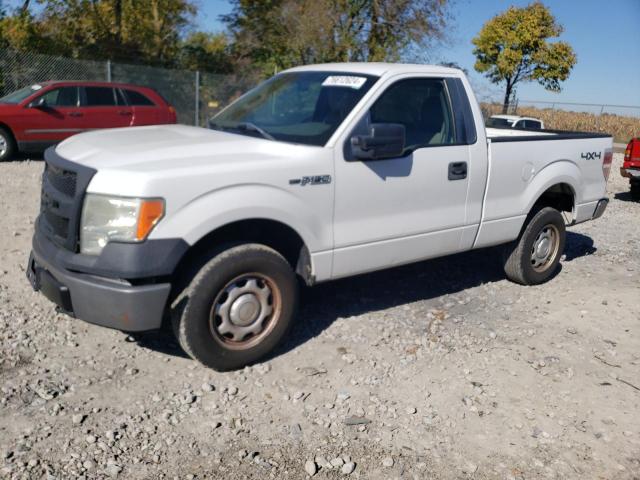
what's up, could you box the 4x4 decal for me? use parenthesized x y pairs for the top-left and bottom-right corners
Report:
(581, 151), (602, 161)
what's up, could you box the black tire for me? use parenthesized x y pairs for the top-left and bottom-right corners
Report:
(171, 243), (299, 371)
(0, 127), (16, 162)
(630, 182), (640, 200)
(503, 207), (566, 285)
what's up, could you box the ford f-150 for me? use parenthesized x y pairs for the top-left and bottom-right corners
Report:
(27, 63), (613, 370)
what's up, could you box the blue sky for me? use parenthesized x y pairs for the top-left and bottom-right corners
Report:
(195, 0), (640, 108)
(7, 0), (640, 108)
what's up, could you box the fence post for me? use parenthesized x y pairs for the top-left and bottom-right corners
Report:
(195, 70), (200, 126)
(106, 60), (112, 82)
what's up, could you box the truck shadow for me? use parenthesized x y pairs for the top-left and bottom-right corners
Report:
(131, 231), (596, 363)
(613, 191), (639, 203)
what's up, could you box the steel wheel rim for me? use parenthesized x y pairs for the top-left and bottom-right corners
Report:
(0, 135), (7, 157)
(530, 223), (560, 272)
(209, 273), (281, 350)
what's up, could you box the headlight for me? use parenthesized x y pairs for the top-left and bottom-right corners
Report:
(80, 194), (164, 255)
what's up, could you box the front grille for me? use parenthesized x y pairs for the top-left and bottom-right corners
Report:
(38, 148), (95, 252)
(43, 208), (70, 239)
(46, 164), (77, 197)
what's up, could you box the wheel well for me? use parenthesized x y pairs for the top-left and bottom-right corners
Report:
(532, 183), (575, 215)
(0, 122), (17, 145)
(173, 219), (311, 288)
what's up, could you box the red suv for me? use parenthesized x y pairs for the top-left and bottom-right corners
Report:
(0, 81), (177, 161)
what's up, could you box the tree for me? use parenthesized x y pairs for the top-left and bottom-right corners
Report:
(180, 31), (233, 73)
(472, 2), (576, 113)
(0, 0), (198, 66)
(223, 0), (450, 75)
(0, 0), (6, 49)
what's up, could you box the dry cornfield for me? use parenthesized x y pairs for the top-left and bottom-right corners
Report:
(481, 103), (640, 143)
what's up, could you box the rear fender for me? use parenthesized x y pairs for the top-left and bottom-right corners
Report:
(523, 161), (581, 219)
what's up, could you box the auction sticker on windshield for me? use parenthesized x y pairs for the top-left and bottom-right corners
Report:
(322, 76), (367, 89)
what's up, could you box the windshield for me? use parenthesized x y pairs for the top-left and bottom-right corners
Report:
(0, 85), (43, 104)
(485, 117), (513, 128)
(210, 71), (378, 146)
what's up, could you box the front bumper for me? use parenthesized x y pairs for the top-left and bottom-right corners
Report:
(27, 245), (171, 332)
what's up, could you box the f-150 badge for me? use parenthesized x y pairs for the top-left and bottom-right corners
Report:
(289, 175), (332, 186)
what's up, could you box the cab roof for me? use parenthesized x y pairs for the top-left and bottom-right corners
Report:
(284, 62), (462, 77)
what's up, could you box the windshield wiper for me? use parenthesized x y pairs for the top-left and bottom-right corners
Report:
(208, 120), (275, 141)
(234, 122), (275, 141)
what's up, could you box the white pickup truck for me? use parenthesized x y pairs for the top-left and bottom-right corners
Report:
(27, 63), (612, 370)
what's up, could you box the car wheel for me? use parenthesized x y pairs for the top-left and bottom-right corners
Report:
(171, 243), (299, 371)
(503, 207), (566, 285)
(0, 127), (16, 162)
(630, 181), (640, 200)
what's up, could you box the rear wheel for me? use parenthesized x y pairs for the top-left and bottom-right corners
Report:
(171, 244), (298, 371)
(503, 207), (566, 285)
(0, 127), (16, 162)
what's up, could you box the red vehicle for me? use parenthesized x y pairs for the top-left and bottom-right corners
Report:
(621, 137), (640, 199)
(0, 81), (177, 161)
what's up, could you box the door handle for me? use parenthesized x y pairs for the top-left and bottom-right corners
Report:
(448, 162), (467, 180)
(68, 112), (83, 117)
(118, 110), (132, 116)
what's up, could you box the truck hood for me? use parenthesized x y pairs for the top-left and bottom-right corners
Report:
(55, 124), (282, 171)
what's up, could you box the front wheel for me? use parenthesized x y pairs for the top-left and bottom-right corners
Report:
(0, 127), (16, 162)
(503, 207), (566, 285)
(171, 244), (299, 371)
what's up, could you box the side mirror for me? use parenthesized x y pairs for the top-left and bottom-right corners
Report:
(350, 123), (406, 160)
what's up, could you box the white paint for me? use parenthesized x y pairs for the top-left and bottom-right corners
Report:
(54, 62), (611, 283)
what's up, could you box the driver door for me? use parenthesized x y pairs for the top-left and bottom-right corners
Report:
(21, 86), (85, 145)
(331, 76), (473, 278)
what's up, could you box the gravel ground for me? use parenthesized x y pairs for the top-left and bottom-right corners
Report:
(1, 153), (639, 479)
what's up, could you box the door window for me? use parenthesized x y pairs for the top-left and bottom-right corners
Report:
(124, 90), (156, 106)
(83, 87), (117, 106)
(368, 78), (455, 149)
(38, 87), (79, 107)
(115, 89), (128, 106)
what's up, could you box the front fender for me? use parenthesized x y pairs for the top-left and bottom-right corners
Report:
(149, 183), (331, 253)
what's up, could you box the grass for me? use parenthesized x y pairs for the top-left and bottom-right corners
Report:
(481, 103), (639, 144)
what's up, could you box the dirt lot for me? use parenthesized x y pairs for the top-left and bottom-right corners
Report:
(1, 153), (639, 480)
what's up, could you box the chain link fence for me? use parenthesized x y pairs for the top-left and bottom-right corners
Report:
(0, 49), (259, 126)
(3, 49), (638, 143)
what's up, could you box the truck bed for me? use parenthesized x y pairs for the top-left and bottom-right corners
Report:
(486, 126), (611, 141)
(473, 129), (613, 249)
